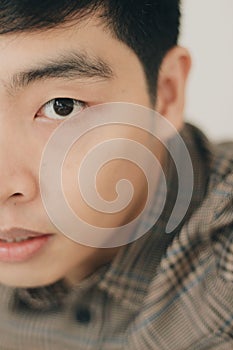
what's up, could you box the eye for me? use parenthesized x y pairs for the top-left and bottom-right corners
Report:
(36, 98), (86, 120)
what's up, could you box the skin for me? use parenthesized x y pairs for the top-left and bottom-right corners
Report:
(0, 15), (191, 288)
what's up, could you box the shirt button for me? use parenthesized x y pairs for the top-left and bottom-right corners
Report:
(75, 307), (91, 324)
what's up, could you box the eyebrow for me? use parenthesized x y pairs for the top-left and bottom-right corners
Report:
(8, 51), (114, 91)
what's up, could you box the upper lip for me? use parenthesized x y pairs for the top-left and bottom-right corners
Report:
(0, 228), (51, 240)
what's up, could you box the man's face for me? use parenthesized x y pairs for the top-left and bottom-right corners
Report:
(0, 16), (155, 287)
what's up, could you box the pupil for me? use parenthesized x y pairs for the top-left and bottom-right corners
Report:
(53, 98), (74, 116)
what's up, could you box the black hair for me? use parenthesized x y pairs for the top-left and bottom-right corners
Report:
(0, 0), (181, 104)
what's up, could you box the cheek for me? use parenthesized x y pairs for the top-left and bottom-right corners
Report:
(61, 123), (162, 231)
(63, 156), (148, 228)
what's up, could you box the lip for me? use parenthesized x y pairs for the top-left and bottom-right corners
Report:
(0, 227), (52, 240)
(0, 228), (54, 263)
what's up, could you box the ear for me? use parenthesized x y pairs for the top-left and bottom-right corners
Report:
(155, 46), (191, 131)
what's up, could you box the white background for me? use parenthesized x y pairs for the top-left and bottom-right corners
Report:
(179, 0), (233, 141)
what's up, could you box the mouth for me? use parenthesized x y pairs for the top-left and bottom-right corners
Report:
(0, 228), (54, 263)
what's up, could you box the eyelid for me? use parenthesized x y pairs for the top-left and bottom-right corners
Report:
(43, 97), (86, 109)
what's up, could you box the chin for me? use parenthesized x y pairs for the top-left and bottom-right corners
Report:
(0, 273), (60, 289)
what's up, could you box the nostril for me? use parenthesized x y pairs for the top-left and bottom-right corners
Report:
(12, 193), (22, 205)
(11, 193), (23, 202)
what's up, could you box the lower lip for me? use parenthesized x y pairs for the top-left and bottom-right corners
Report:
(0, 234), (53, 263)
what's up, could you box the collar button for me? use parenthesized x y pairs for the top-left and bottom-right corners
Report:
(75, 306), (91, 324)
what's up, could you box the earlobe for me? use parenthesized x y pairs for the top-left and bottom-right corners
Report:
(155, 46), (192, 130)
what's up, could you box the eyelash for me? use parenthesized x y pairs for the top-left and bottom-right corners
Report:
(36, 98), (87, 120)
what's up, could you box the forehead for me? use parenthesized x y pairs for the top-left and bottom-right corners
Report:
(0, 18), (110, 69)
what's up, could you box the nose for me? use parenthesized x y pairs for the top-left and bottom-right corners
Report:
(0, 125), (37, 207)
(0, 167), (37, 206)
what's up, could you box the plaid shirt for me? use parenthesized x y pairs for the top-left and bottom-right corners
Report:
(0, 123), (233, 350)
